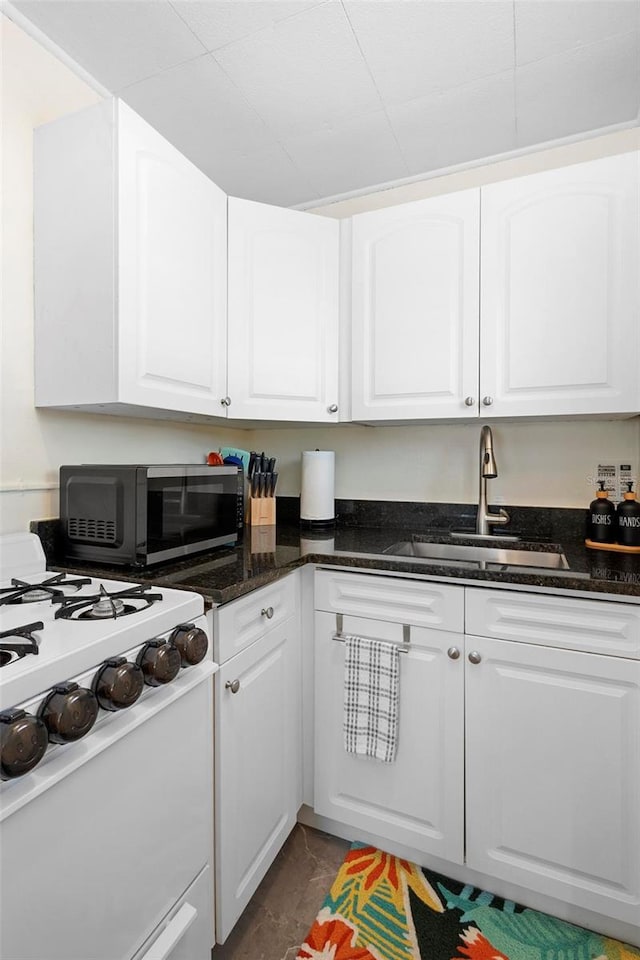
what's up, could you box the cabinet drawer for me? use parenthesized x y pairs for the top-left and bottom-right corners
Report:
(466, 588), (640, 658)
(314, 570), (463, 633)
(214, 574), (298, 663)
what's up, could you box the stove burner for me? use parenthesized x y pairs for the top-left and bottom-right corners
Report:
(0, 621), (42, 668)
(85, 592), (127, 619)
(54, 584), (163, 621)
(0, 574), (92, 607)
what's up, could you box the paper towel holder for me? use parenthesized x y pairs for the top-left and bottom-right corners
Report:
(300, 449), (335, 528)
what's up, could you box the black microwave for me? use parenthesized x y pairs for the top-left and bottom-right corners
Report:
(59, 464), (244, 567)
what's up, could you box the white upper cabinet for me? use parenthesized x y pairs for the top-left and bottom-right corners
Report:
(117, 104), (227, 413)
(35, 99), (227, 420)
(480, 153), (640, 418)
(350, 151), (639, 423)
(227, 198), (340, 422)
(351, 190), (480, 421)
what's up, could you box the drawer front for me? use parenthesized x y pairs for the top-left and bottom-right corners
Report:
(214, 573), (298, 663)
(133, 865), (213, 960)
(314, 570), (464, 634)
(466, 587), (640, 658)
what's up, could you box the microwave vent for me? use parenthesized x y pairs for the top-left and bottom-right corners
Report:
(68, 517), (117, 544)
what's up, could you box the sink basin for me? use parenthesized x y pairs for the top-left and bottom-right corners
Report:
(383, 540), (569, 570)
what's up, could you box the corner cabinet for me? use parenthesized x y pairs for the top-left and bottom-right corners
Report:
(226, 198), (340, 422)
(481, 152), (640, 418)
(351, 190), (480, 421)
(34, 99), (227, 420)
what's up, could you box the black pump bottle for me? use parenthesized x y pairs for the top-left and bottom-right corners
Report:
(616, 482), (640, 548)
(588, 481), (616, 543)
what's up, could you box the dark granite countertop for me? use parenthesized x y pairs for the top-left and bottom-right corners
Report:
(33, 500), (640, 606)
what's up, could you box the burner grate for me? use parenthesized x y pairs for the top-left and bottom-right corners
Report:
(0, 574), (92, 607)
(0, 621), (42, 666)
(54, 584), (163, 621)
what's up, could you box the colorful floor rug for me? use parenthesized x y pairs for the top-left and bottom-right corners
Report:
(297, 844), (640, 960)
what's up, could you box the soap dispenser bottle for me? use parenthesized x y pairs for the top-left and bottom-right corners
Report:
(616, 482), (640, 547)
(588, 481), (616, 543)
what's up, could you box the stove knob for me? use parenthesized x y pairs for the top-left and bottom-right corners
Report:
(137, 640), (181, 687)
(92, 658), (144, 711)
(38, 682), (99, 744)
(170, 623), (208, 667)
(0, 708), (48, 780)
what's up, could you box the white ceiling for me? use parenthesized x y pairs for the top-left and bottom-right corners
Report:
(12, 0), (640, 207)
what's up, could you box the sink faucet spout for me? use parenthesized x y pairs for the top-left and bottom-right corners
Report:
(477, 425), (510, 536)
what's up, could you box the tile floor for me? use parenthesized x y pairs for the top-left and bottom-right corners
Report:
(212, 824), (350, 960)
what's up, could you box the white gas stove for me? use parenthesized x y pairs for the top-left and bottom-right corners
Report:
(0, 533), (207, 711)
(0, 533), (216, 960)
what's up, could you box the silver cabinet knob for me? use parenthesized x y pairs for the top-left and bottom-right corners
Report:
(464, 397), (475, 407)
(482, 396), (493, 406)
(447, 646), (460, 660)
(468, 651), (482, 664)
(225, 679), (240, 694)
(328, 403), (339, 414)
(220, 396), (231, 407)
(261, 606), (274, 619)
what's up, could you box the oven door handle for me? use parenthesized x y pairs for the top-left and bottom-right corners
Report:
(139, 903), (197, 960)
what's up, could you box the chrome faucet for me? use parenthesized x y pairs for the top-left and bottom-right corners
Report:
(476, 425), (510, 536)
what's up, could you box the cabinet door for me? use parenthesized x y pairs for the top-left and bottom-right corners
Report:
(466, 635), (640, 926)
(215, 617), (299, 942)
(118, 102), (227, 414)
(314, 612), (464, 863)
(481, 153), (640, 417)
(351, 190), (480, 421)
(227, 198), (339, 421)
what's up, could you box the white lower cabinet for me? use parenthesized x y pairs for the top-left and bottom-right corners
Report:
(312, 571), (640, 938)
(465, 634), (640, 926)
(314, 610), (464, 863)
(214, 611), (300, 943)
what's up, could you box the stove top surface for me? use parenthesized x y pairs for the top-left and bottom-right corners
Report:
(0, 537), (204, 707)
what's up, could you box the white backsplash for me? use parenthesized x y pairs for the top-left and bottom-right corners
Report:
(244, 419), (640, 510)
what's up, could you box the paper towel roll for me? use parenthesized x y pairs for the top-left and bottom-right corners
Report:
(300, 450), (335, 524)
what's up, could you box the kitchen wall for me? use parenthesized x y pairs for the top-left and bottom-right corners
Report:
(0, 16), (245, 534)
(2, 17), (638, 536)
(244, 420), (640, 509)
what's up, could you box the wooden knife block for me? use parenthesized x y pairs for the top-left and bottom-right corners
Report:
(249, 496), (276, 526)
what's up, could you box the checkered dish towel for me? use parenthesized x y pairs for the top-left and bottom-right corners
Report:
(343, 635), (400, 763)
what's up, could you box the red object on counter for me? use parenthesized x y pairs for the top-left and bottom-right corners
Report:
(207, 452), (224, 466)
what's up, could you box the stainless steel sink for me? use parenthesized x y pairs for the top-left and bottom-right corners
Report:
(383, 540), (569, 570)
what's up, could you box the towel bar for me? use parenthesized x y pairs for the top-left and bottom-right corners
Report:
(332, 614), (410, 653)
